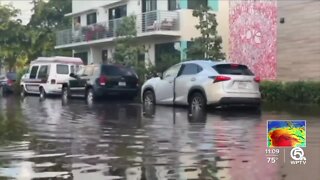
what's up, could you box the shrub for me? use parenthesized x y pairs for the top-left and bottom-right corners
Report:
(260, 81), (320, 104)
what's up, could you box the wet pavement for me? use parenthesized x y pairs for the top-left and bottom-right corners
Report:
(0, 96), (319, 180)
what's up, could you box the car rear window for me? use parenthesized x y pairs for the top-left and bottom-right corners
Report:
(101, 65), (137, 77)
(213, 64), (254, 75)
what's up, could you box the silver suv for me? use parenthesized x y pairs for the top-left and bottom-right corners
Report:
(141, 60), (261, 110)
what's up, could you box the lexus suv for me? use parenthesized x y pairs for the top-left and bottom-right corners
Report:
(62, 64), (139, 102)
(141, 60), (261, 110)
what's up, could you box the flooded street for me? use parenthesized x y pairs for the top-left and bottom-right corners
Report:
(0, 96), (319, 180)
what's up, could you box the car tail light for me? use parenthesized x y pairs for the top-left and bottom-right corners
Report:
(51, 79), (56, 84)
(99, 75), (108, 86)
(213, 75), (231, 83)
(254, 76), (260, 83)
(7, 79), (14, 86)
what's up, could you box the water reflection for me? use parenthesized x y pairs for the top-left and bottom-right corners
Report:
(0, 96), (27, 143)
(0, 97), (319, 179)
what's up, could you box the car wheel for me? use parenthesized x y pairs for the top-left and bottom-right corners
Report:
(39, 87), (46, 99)
(86, 88), (94, 104)
(189, 92), (206, 111)
(143, 90), (155, 106)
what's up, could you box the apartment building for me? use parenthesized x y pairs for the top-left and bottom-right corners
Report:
(55, 0), (229, 66)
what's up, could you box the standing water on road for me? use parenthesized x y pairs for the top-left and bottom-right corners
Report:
(0, 96), (319, 180)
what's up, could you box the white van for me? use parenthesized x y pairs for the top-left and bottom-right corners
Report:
(20, 56), (83, 98)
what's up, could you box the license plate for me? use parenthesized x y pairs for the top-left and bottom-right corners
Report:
(238, 82), (247, 89)
(118, 82), (126, 86)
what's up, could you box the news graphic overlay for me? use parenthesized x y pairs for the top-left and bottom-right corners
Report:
(265, 148), (280, 164)
(267, 120), (306, 147)
(290, 147), (307, 165)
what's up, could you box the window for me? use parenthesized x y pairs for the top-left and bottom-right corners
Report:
(187, 41), (204, 59)
(102, 65), (122, 76)
(180, 64), (200, 75)
(163, 64), (181, 78)
(109, 5), (127, 20)
(37, 65), (49, 79)
(30, 66), (39, 79)
(143, 0), (157, 12)
(188, 0), (207, 9)
(168, 0), (177, 11)
(56, 64), (69, 74)
(87, 12), (97, 25)
(101, 65), (136, 77)
(155, 42), (180, 72)
(213, 64), (254, 75)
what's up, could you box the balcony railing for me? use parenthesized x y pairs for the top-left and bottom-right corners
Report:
(56, 10), (180, 46)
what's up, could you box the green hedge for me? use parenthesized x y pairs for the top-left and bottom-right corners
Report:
(260, 81), (320, 104)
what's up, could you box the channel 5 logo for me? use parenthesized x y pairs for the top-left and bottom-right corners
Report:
(290, 147), (307, 165)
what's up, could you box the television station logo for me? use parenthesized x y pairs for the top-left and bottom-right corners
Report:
(290, 147), (307, 165)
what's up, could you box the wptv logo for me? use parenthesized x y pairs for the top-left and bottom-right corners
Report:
(290, 147), (306, 165)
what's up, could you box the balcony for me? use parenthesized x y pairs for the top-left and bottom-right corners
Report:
(55, 10), (180, 48)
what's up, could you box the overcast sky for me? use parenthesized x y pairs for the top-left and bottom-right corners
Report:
(1, 0), (33, 24)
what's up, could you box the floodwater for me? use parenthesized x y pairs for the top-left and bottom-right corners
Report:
(0, 96), (319, 180)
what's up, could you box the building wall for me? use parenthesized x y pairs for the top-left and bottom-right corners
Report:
(72, 0), (120, 13)
(229, 0), (277, 80)
(216, 0), (229, 59)
(277, 0), (320, 81)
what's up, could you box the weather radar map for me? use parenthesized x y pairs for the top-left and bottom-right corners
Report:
(267, 120), (306, 147)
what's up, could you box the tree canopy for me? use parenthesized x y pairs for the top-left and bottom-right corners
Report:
(0, 4), (26, 71)
(0, 0), (72, 72)
(26, 0), (72, 61)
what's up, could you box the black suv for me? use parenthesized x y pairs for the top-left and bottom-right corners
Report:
(62, 64), (139, 102)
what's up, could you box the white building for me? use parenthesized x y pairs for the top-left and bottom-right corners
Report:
(55, 0), (229, 66)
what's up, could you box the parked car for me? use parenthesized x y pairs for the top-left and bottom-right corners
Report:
(20, 56), (83, 98)
(0, 72), (17, 95)
(141, 60), (261, 110)
(61, 64), (140, 102)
